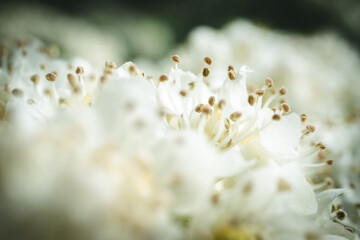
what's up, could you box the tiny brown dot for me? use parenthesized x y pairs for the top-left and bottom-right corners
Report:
(75, 66), (84, 75)
(272, 114), (281, 121)
(171, 55), (180, 63)
(204, 56), (212, 65)
(159, 74), (169, 82)
(266, 78), (274, 88)
(248, 94), (256, 106)
(202, 67), (210, 77)
(279, 86), (287, 95)
(228, 70), (236, 80)
(45, 72), (57, 82)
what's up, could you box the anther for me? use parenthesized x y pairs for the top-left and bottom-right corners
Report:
(248, 94), (256, 106)
(281, 103), (291, 113)
(195, 104), (204, 113)
(171, 55), (181, 63)
(326, 160), (334, 166)
(266, 78), (274, 88)
(208, 96), (215, 106)
(336, 210), (347, 221)
(159, 74), (169, 82)
(224, 118), (230, 129)
(188, 82), (196, 90)
(228, 70), (236, 80)
(344, 227), (354, 233)
(30, 74), (40, 84)
(272, 114), (281, 121)
(12, 88), (24, 97)
(255, 89), (264, 97)
(306, 124), (316, 133)
(27, 98), (36, 105)
(228, 65), (234, 71)
(40, 64), (47, 70)
(301, 113), (308, 122)
(201, 105), (212, 115)
(204, 56), (212, 65)
(324, 177), (334, 187)
(179, 90), (187, 97)
(316, 143), (326, 151)
(105, 60), (117, 70)
(75, 66), (84, 75)
(279, 86), (287, 95)
(202, 67), (210, 77)
(218, 99), (226, 109)
(349, 182), (356, 189)
(129, 65), (138, 75)
(229, 111), (242, 122)
(45, 72), (57, 82)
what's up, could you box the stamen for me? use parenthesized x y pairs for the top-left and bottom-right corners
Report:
(228, 70), (236, 80)
(266, 78), (274, 88)
(30, 74), (40, 84)
(105, 60), (117, 70)
(279, 86), (287, 95)
(336, 210), (347, 221)
(179, 90), (187, 97)
(248, 94), (256, 106)
(204, 56), (212, 65)
(208, 96), (215, 106)
(218, 99), (226, 109)
(188, 82), (196, 90)
(306, 124), (316, 133)
(326, 160), (334, 166)
(316, 142), (326, 151)
(202, 67), (210, 77)
(45, 72), (57, 82)
(201, 104), (212, 115)
(195, 104), (204, 113)
(272, 114), (281, 121)
(171, 55), (180, 63)
(255, 89), (264, 97)
(159, 74), (169, 82)
(229, 111), (242, 122)
(228, 65), (234, 71)
(281, 103), (290, 113)
(12, 88), (24, 97)
(75, 66), (84, 75)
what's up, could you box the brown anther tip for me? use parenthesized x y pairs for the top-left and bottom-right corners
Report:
(129, 65), (137, 74)
(75, 66), (84, 75)
(272, 107), (277, 112)
(248, 94), (256, 106)
(30, 74), (40, 84)
(204, 56), (212, 65)
(306, 124), (316, 133)
(27, 98), (36, 105)
(326, 160), (334, 166)
(12, 88), (24, 97)
(336, 210), (347, 221)
(279, 86), (287, 95)
(324, 177), (333, 187)
(195, 104), (204, 113)
(265, 78), (274, 88)
(316, 143), (326, 151)
(211, 193), (220, 204)
(188, 82), (196, 90)
(349, 182), (356, 189)
(228, 70), (236, 80)
(272, 114), (281, 121)
(202, 67), (210, 77)
(40, 64), (47, 70)
(218, 99), (226, 109)
(159, 74), (169, 82)
(224, 118), (230, 129)
(301, 113), (308, 122)
(201, 105), (212, 115)
(281, 103), (291, 113)
(305, 232), (320, 240)
(355, 203), (360, 209)
(179, 90), (187, 97)
(229, 111), (242, 122)
(45, 72), (57, 82)
(344, 227), (354, 233)
(255, 89), (264, 97)
(208, 96), (215, 106)
(105, 60), (117, 70)
(171, 55), (180, 63)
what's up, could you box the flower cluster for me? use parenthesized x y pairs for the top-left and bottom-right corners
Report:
(0, 39), (358, 240)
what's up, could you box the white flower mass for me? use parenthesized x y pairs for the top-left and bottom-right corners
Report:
(0, 23), (359, 240)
